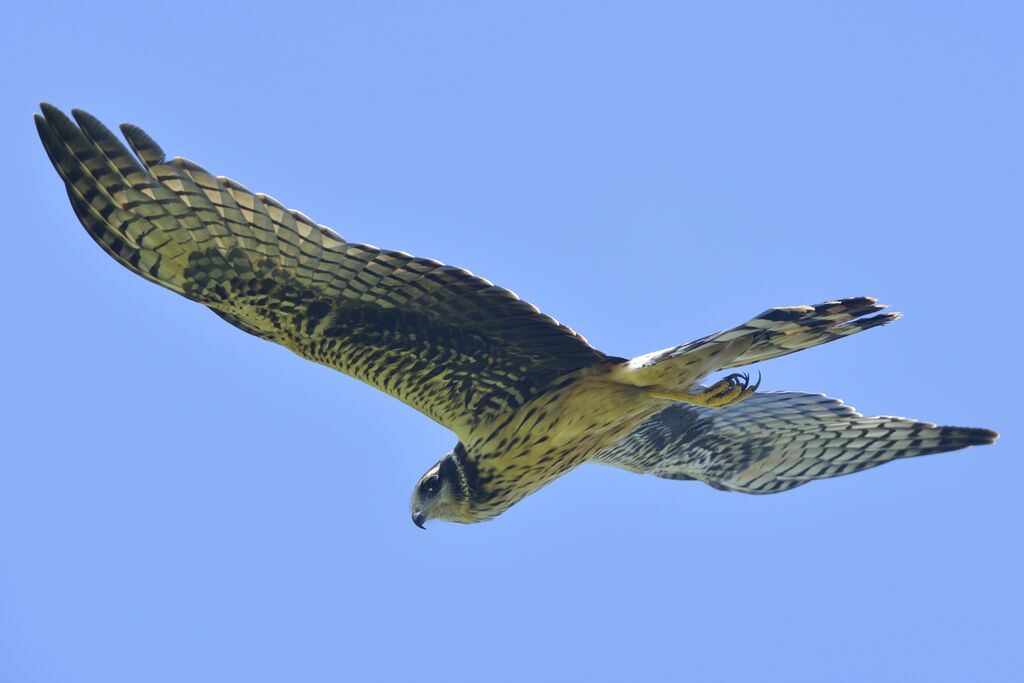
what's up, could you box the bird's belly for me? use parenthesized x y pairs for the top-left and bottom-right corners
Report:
(465, 374), (662, 516)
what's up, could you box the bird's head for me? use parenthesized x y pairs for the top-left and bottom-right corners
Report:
(411, 443), (486, 527)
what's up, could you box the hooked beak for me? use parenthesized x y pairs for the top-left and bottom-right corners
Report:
(412, 511), (427, 529)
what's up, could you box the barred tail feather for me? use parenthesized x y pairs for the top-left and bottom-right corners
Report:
(590, 392), (998, 494)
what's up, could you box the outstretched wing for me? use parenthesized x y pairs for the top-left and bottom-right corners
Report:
(590, 392), (997, 493)
(36, 105), (610, 436)
(623, 298), (901, 392)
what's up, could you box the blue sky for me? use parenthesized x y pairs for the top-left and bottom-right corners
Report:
(2, 2), (1021, 681)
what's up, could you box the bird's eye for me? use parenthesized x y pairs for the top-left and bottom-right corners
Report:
(421, 473), (441, 498)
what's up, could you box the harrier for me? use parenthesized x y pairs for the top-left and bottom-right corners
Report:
(35, 105), (997, 527)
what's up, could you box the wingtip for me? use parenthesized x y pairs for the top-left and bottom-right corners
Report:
(120, 121), (166, 166)
(33, 109), (66, 166)
(977, 428), (999, 445)
(32, 113), (53, 146)
(38, 103), (81, 140)
(843, 310), (902, 333)
(71, 108), (117, 142)
(946, 426), (1000, 447)
(70, 107), (99, 127)
(39, 101), (69, 123)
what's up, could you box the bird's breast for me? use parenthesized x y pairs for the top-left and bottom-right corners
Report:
(461, 368), (663, 517)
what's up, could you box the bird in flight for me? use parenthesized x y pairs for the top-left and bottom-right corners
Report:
(35, 104), (997, 527)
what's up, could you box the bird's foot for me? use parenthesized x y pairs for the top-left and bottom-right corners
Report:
(651, 372), (761, 409)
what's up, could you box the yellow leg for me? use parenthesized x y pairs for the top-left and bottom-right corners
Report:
(650, 372), (761, 409)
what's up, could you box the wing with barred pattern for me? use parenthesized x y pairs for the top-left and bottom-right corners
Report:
(590, 392), (998, 493)
(620, 298), (901, 396)
(35, 105), (612, 436)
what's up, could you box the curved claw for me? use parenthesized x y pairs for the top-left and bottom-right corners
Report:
(701, 371), (761, 408)
(648, 370), (763, 409)
(749, 370), (762, 393)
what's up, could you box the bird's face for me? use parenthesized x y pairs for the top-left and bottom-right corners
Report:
(411, 444), (479, 527)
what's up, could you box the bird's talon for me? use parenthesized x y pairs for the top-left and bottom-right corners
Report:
(695, 372), (758, 408)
